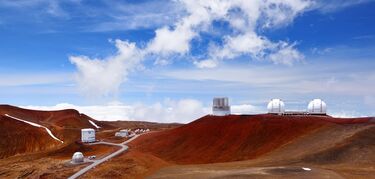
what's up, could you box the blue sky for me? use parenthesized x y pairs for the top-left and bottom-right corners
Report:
(0, 0), (374, 122)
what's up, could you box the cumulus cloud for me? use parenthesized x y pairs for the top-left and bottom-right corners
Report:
(147, 0), (311, 66)
(69, 40), (143, 97)
(69, 0), (312, 97)
(147, 26), (196, 55)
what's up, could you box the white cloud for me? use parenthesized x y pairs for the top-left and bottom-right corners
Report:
(90, 0), (183, 31)
(330, 111), (368, 118)
(70, 0), (313, 96)
(69, 0), (375, 98)
(194, 59), (218, 69)
(69, 40), (143, 97)
(231, 104), (263, 114)
(144, 0), (311, 67)
(314, 0), (375, 13)
(268, 42), (304, 65)
(147, 25), (196, 55)
(202, 0), (311, 67)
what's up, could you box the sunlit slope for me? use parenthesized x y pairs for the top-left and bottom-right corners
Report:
(132, 114), (374, 164)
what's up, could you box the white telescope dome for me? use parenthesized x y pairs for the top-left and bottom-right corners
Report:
(308, 99), (327, 114)
(267, 99), (285, 114)
(72, 152), (84, 163)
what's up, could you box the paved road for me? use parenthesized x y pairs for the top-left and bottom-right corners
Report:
(68, 134), (141, 179)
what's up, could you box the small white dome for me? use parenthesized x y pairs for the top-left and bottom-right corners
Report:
(267, 99), (285, 114)
(72, 152), (84, 163)
(308, 99), (327, 114)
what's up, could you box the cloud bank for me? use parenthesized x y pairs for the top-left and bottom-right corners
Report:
(20, 99), (265, 123)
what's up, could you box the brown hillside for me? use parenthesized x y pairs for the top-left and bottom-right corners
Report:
(0, 105), (113, 129)
(0, 105), (116, 159)
(0, 115), (61, 158)
(132, 114), (373, 164)
(303, 125), (375, 165)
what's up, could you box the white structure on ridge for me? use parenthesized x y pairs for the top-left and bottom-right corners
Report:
(72, 152), (84, 163)
(81, 128), (95, 143)
(308, 99), (327, 114)
(115, 129), (129, 137)
(267, 99), (285, 114)
(212, 97), (231, 116)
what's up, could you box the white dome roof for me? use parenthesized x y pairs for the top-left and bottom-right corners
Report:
(72, 152), (84, 163)
(308, 99), (327, 114)
(267, 99), (285, 114)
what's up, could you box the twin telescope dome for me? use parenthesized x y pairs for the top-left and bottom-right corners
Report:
(308, 99), (327, 114)
(267, 98), (327, 115)
(267, 99), (285, 114)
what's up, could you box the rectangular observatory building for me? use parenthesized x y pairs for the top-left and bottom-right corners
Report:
(212, 97), (231, 116)
(81, 128), (95, 143)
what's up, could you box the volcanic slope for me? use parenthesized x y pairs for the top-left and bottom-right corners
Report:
(0, 115), (63, 158)
(0, 105), (113, 158)
(145, 115), (375, 178)
(132, 114), (374, 164)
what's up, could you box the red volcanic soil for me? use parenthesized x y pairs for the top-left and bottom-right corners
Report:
(0, 104), (182, 160)
(0, 105), (115, 159)
(0, 115), (62, 158)
(132, 114), (374, 164)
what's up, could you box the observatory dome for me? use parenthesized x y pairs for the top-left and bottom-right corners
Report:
(212, 97), (231, 116)
(308, 99), (327, 114)
(72, 152), (84, 163)
(267, 99), (285, 114)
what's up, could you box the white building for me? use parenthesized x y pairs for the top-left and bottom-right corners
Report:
(308, 99), (327, 114)
(115, 129), (129, 137)
(72, 152), (84, 163)
(212, 97), (231, 116)
(267, 99), (285, 114)
(81, 128), (95, 143)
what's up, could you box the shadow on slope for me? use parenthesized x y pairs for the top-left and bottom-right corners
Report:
(303, 125), (375, 165)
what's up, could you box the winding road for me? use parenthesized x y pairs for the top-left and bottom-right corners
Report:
(68, 134), (141, 179)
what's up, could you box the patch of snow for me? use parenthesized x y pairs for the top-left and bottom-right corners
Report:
(302, 167), (311, 171)
(4, 114), (64, 143)
(88, 120), (101, 129)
